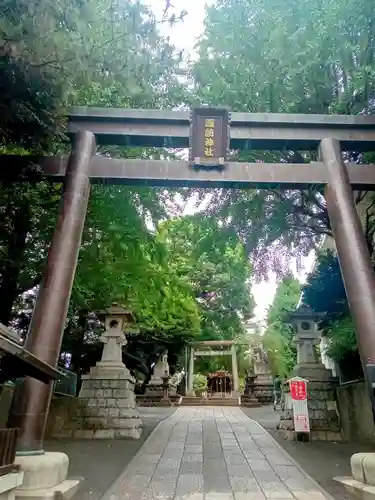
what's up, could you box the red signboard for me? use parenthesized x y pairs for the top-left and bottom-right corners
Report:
(290, 379), (307, 400)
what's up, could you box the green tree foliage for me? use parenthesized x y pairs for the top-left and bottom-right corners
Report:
(158, 216), (255, 376)
(194, 0), (374, 114)
(29, 184), (204, 376)
(190, 0), (375, 277)
(158, 216), (254, 340)
(1, 0), (186, 147)
(324, 317), (358, 364)
(0, 0), (197, 381)
(0, 0), (186, 322)
(193, 373), (208, 394)
(9, 183), (203, 377)
(9, 0), (375, 385)
(263, 276), (301, 376)
(0, 180), (61, 324)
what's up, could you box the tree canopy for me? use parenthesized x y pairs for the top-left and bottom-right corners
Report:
(158, 216), (254, 340)
(1, 0), (198, 380)
(263, 276), (301, 377)
(1, 0), (186, 147)
(158, 216), (254, 375)
(189, 0), (375, 278)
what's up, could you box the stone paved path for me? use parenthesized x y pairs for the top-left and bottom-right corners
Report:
(102, 407), (334, 500)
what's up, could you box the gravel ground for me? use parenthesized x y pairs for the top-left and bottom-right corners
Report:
(241, 405), (375, 500)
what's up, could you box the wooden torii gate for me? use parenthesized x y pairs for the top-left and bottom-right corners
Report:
(3, 106), (375, 454)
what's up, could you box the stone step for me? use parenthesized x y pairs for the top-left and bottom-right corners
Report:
(279, 428), (343, 441)
(180, 397), (240, 406)
(241, 400), (262, 408)
(136, 395), (180, 407)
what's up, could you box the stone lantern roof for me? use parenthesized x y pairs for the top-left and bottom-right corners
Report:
(287, 303), (325, 324)
(96, 303), (136, 323)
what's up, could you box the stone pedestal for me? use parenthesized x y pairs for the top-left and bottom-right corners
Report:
(253, 374), (274, 404)
(168, 385), (177, 397)
(241, 373), (260, 407)
(15, 452), (80, 500)
(334, 453), (375, 499)
(279, 365), (342, 441)
(144, 384), (164, 397)
(0, 471), (23, 500)
(76, 367), (142, 439)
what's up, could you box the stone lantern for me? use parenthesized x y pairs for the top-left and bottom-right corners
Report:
(250, 345), (273, 404)
(287, 304), (328, 381)
(92, 304), (138, 377)
(278, 303), (342, 441)
(72, 303), (143, 440)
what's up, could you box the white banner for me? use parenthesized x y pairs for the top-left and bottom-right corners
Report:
(292, 398), (310, 432)
(289, 377), (310, 433)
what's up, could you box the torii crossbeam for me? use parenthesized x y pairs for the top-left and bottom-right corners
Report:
(3, 107), (375, 188)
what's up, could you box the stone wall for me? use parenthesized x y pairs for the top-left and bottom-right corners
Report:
(0, 386), (77, 436)
(336, 379), (375, 444)
(0, 384), (78, 438)
(0, 387), (77, 439)
(46, 392), (146, 439)
(279, 380), (342, 441)
(45, 395), (80, 438)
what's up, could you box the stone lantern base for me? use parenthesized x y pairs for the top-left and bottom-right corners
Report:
(145, 382), (164, 398)
(278, 364), (342, 442)
(291, 362), (332, 382)
(77, 365), (142, 439)
(240, 395), (261, 407)
(53, 363), (143, 440)
(253, 374), (274, 404)
(241, 374), (261, 407)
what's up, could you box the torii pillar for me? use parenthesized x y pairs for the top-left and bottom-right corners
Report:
(320, 138), (375, 414)
(9, 131), (96, 499)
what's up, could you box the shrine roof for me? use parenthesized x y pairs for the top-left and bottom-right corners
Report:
(193, 340), (245, 346)
(208, 371), (233, 378)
